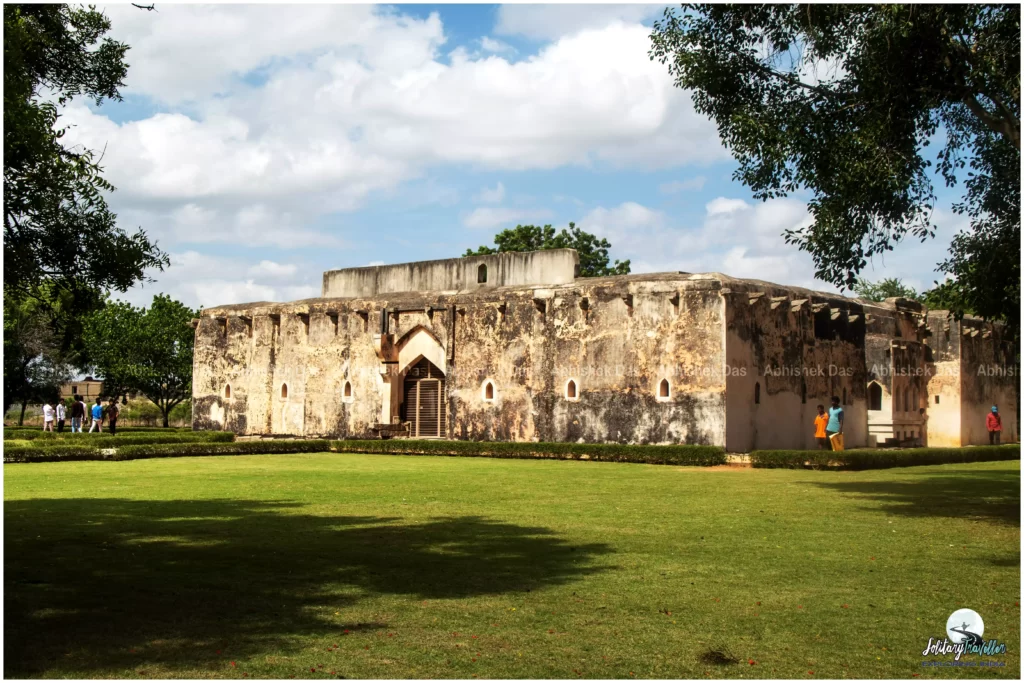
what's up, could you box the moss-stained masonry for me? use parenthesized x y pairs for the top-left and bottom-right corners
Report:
(192, 251), (1017, 451)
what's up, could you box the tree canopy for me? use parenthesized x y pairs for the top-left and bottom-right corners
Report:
(3, 296), (72, 423)
(4, 4), (168, 357)
(83, 295), (198, 427)
(852, 277), (921, 303)
(464, 223), (631, 278)
(651, 4), (1019, 339)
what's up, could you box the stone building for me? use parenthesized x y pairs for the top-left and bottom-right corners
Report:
(192, 249), (1017, 450)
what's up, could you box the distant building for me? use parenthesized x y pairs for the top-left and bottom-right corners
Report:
(191, 250), (1018, 450)
(60, 377), (104, 402)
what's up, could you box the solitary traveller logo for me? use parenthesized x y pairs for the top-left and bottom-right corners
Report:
(921, 609), (1008, 666)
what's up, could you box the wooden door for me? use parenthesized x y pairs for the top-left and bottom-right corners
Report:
(402, 359), (446, 438)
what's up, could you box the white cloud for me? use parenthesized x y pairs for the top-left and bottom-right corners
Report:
(495, 5), (665, 41)
(59, 8), (725, 262)
(120, 251), (316, 310)
(474, 182), (506, 204)
(247, 260), (298, 279)
(584, 196), (961, 294)
(479, 36), (515, 55)
(462, 206), (554, 230)
(579, 202), (667, 246)
(659, 176), (706, 193)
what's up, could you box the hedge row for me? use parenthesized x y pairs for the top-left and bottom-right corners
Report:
(329, 439), (728, 466)
(11, 432), (235, 449)
(750, 444), (1021, 470)
(4, 426), (187, 440)
(3, 445), (104, 462)
(4, 440), (331, 463)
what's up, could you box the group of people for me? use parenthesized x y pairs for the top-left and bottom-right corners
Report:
(41, 396), (120, 435)
(813, 396), (1005, 448)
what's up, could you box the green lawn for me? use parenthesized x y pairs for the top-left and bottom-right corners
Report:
(4, 453), (1020, 679)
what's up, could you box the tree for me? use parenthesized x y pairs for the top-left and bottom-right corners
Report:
(3, 297), (72, 424)
(852, 278), (920, 303)
(650, 4), (1020, 341)
(4, 4), (168, 357)
(83, 295), (198, 427)
(464, 223), (631, 277)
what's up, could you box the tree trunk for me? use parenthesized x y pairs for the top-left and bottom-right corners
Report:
(162, 404), (170, 428)
(19, 400), (27, 426)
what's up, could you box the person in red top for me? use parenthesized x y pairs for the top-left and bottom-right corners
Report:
(986, 406), (1002, 445)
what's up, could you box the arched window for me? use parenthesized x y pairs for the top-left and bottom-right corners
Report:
(565, 379), (578, 400)
(482, 380), (495, 402)
(657, 378), (671, 400)
(478, 263), (487, 284)
(754, 382), (761, 404)
(868, 382), (882, 411)
(342, 381), (353, 402)
(224, 384), (232, 399)
(281, 383), (288, 399)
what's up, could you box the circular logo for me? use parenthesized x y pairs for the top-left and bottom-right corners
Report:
(946, 609), (984, 644)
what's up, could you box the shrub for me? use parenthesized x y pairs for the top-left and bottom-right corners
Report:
(4, 445), (102, 463)
(329, 439), (727, 466)
(4, 429), (224, 443)
(14, 432), (235, 449)
(112, 440), (332, 461)
(750, 444), (1021, 470)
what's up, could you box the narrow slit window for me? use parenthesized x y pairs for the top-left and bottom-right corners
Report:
(755, 382), (761, 404)
(281, 383), (288, 399)
(935, 395), (940, 405)
(842, 387), (847, 405)
(224, 385), (232, 399)
(658, 378), (670, 399)
(483, 380), (495, 401)
(566, 379), (578, 400)
(343, 381), (352, 399)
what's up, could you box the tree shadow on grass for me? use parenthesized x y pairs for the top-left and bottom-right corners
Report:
(808, 466), (1020, 526)
(4, 498), (612, 677)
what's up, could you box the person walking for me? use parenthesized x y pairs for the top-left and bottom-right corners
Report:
(107, 398), (120, 436)
(986, 405), (1002, 445)
(70, 395), (84, 433)
(826, 395), (844, 450)
(814, 404), (829, 449)
(89, 398), (104, 433)
(56, 399), (67, 433)
(42, 401), (55, 432)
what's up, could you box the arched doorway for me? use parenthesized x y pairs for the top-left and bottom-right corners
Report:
(401, 357), (446, 438)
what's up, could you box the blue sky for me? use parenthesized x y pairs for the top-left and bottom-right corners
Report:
(65, 3), (966, 310)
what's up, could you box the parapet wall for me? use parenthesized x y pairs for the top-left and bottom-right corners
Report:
(322, 249), (580, 298)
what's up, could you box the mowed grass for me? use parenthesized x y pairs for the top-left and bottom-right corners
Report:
(4, 453), (1020, 679)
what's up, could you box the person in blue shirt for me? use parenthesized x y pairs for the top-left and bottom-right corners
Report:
(825, 395), (844, 449)
(89, 398), (104, 433)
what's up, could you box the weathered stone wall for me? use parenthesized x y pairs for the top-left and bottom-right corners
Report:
(447, 277), (727, 444)
(724, 282), (868, 451)
(194, 274), (728, 445)
(322, 249), (579, 298)
(193, 266), (1016, 451)
(193, 301), (392, 438)
(957, 317), (1018, 445)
